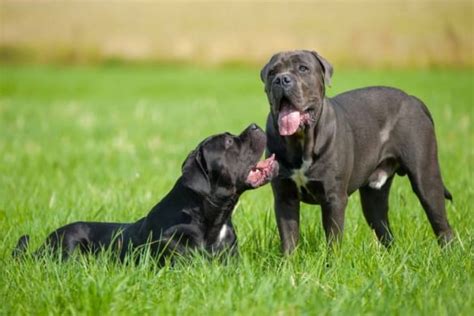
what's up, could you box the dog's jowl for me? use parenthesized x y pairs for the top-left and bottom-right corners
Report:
(13, 124), (279, 262)
(261, 50), (453, 253)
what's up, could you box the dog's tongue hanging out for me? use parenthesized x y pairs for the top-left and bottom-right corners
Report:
(278, 106), (301, 136)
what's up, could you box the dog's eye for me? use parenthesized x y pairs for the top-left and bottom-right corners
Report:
(225, 138), (234, 148)
(298, 65), (309, 73)
(268, 69), (276, 77)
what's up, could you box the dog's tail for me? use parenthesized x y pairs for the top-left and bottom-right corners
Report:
(12, 234), (30, 258)
(444, 186), (453, 202)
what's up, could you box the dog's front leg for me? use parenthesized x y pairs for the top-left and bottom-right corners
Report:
(321, 191), (348, 246)
(272, 179), (300, 255)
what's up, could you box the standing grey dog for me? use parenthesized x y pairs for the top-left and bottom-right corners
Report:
(261, 50), (453, 253)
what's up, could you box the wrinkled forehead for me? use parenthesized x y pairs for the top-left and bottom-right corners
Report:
(200, 134), (224, 150)
(201, 134), (235, 169)
(270, 51), (317, 68)
(200, 133), (237, 156)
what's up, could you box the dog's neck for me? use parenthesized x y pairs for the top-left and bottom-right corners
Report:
(200, 193), (238, 241)
(279, 98), (335, 167)
(145, 179), (237, 242)
(171, 179), (238, 238)
(306, 98), (336, 158)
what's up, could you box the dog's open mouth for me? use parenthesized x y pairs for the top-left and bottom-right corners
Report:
(277, 98), (312, 136)
(246, 154), (279, 188)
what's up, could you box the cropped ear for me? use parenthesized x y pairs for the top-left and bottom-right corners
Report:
(310, 51), (334, 87)
(181, 146), (211, 196)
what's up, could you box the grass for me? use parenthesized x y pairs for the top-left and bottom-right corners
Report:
(0, 64), (472, 315)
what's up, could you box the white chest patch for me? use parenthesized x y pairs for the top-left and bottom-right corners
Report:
(216, 202), (239, 243)
(217, 224), (229, 242)
(369, 171), (388, 190)
(291, 159), (312, 190)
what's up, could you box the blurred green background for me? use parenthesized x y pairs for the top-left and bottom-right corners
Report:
(1, 0), (472, 68)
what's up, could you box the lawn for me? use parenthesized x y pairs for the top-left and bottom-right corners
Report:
(0, 65), (472, 315)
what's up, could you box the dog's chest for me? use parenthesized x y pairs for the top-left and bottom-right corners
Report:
(217, 224), (230, 243)
(291, 159), (312, 191)
(288, 159), (324, 203)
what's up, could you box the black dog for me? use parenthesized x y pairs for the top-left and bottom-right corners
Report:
(261, 50), (453, 253)
(13, 124), (278, 261)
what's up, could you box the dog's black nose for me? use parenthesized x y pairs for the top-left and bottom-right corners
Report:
(274, 74), (293, 88)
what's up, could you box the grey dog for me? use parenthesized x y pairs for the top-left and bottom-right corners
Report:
(261, 50), (453, 253)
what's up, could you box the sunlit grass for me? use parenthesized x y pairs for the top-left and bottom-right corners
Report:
(0, 65), (472, 315)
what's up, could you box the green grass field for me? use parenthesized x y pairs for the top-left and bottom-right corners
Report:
(0, 65), (472, 315)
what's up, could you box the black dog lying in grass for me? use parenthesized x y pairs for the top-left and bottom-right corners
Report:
(13, 124), (278, 262)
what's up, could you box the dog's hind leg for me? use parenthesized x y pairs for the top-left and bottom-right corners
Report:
(405, 160), (453, 246)
(12, 235), (30, 258)
(359, 176), (394, 247)
(398, 126), (453, 246)
(35, 222), (92, 260)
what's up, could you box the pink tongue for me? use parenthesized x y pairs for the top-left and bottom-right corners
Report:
(278, 108), (301, 136)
